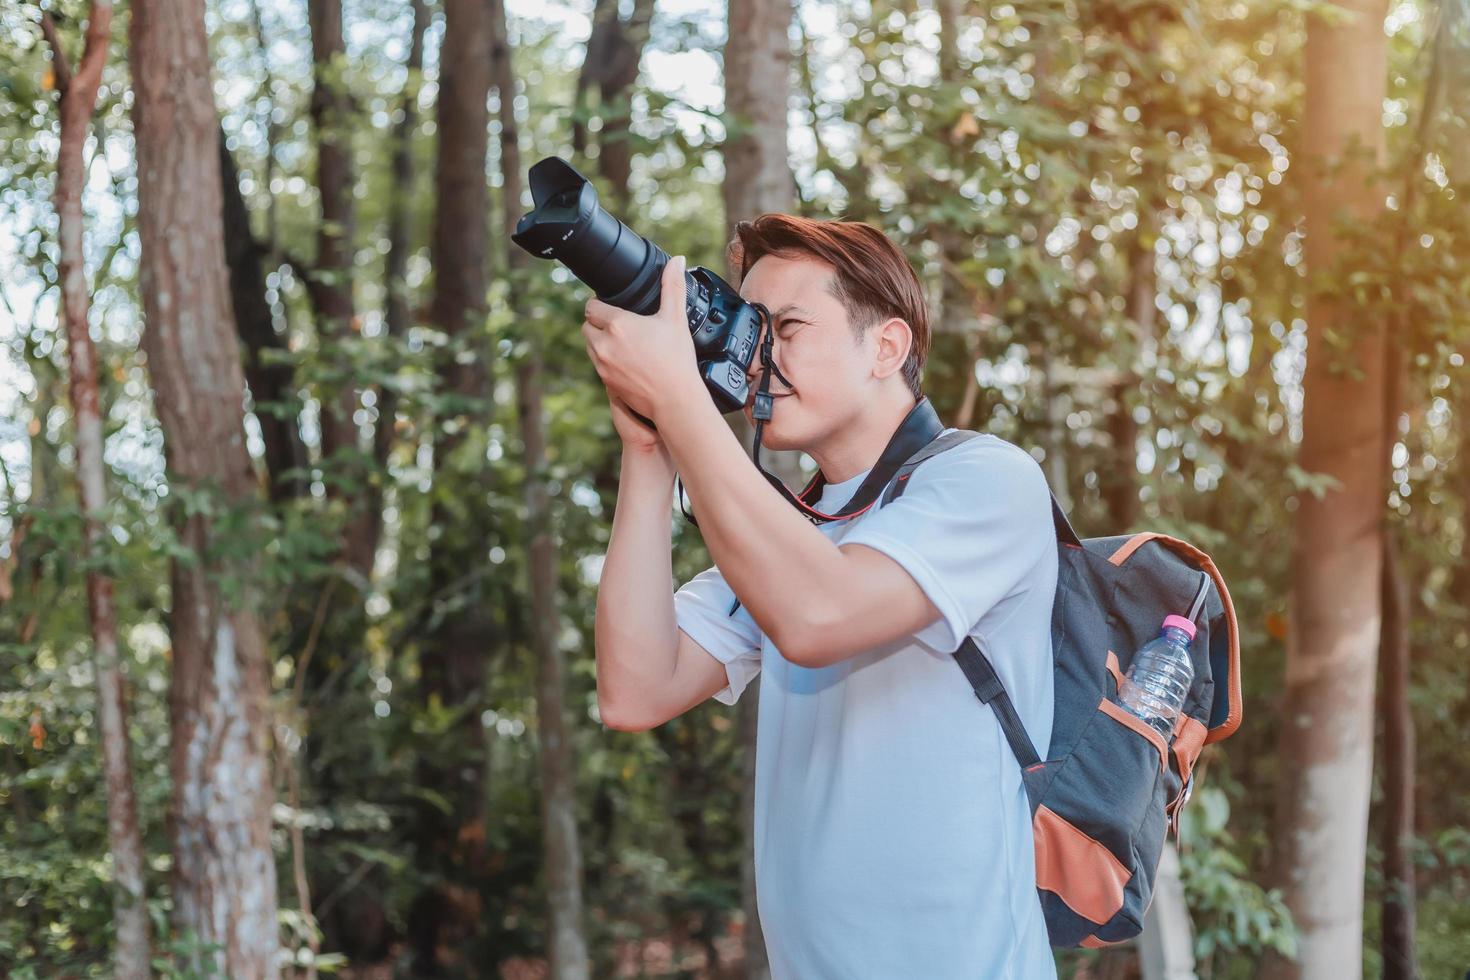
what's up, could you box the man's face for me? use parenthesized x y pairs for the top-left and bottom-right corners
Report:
(738, 253), (876, 451)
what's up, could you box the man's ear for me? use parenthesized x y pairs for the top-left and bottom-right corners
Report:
(871, 316), (913, 381)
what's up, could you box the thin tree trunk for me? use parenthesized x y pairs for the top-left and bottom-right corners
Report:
(1378, 527), (1416, 979)
(308, 0), (375, 577)
(378, 0), (428, 478)
(573, 0), (655, 210)
(723, 2), (795, 975)
(493, 1), (592, 975)
(1378, 298), (1417, 980)
(1104, 226), (1154, 530)
(129, 0), (280, 972)
(933, 0), (979, 346)
(1263, 2), (1390, 977)
(219, 129), (309, 503)
(411, 0), (496, 968)
(1023, 19), (1073, 511)
(42, 8), (151, 978)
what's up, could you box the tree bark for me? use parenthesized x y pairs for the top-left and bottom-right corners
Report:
(378, 0), (429, 478)
(1103, 225), (1154, 531)
(1263, 2), (1390, 977)
(494, 1), (592, 975)
(723, 2), (795, 975)
(218, 130), (309, 503)
(1377, 526), (1416, 980)
(411, 0), (496, 969)
(723, 0), (798, 244)
(573, 0), (655, 210)
(42, 8), (152, 978)
(128, 0), (280, 973)
(308, 0), (376, 577)
(1377, 303), (1417, 980)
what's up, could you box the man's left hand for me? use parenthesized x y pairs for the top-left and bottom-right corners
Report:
(581, 254), (703, 425)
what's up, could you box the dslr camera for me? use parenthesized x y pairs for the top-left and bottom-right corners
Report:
(511, 157), (767, 426)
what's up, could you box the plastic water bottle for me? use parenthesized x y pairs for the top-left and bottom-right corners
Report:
(1119, 614), (1197, 741)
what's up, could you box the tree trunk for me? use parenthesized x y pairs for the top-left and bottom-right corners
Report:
(43, 8), (152, 978)
(1377, 340), (1417, 980)
(1263, 2), (1389, 977)
(308, 0), (376, 577)
(1103, 228), (1154, 530)
(128, 0), (280, 973)
(724, 0), (798, 244)
(494, 1), (592, 975)
(723, 2), (795, 975)
(573, 0), (655, 210)
(1378, 530), (1416, 979)
(219, 130), (309, 503)
(411, 0), (496, 968)
(378, 0), (428, 478)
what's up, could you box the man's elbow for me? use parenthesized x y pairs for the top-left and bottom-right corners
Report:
(597, 693), (660, 732)
(782, 640), (846, 670)
(774, 611), (847, 670)
(597, 696), (645, 732)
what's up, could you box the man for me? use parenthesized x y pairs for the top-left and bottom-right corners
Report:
(582, 214), (1058, 978)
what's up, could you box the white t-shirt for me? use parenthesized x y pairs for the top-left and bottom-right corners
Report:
(673, 429), (1059, 979)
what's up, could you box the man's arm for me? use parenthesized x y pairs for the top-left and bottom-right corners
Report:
(593, 448), (678, 727)
(593, 448), (733, 729)
(652, 393), (944, 669)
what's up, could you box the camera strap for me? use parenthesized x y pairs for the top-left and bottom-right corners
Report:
(675, 303), (946, 528)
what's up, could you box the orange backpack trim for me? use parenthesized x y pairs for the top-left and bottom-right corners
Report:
(1033, 804), (1132, 926)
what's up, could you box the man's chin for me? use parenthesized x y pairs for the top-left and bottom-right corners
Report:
(743, 408), (797, 449)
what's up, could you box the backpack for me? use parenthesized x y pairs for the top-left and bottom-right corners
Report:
(884, 429), (1243, 948)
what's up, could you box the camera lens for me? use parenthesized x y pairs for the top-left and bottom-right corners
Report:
(512, 157), (667, 315)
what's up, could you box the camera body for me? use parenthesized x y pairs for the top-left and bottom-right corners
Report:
(511, 156), (763, 418)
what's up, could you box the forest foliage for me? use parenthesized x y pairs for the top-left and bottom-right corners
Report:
(1, 0), (1468, 975)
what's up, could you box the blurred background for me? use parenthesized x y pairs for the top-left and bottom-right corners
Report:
(1, 0), (1467, 976)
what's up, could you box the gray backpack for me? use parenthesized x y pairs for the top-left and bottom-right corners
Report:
(885, 430), (1242, 948)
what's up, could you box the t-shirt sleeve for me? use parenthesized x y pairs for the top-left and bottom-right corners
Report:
(838, 438), (1055, 654)
(673, 564), (763, 705)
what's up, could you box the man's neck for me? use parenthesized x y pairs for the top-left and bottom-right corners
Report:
(807, 390), (921, 485)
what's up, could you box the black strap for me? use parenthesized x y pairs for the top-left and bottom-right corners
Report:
(878, 430), (1081, 771)
(956, 637), (1041, 770)
(679, 395), (945, 527)
(880, 430), (981, 506)
(1051, 495), (1081, 548)
(880, 430), (1082, 552)
(757, 395), (947, 524)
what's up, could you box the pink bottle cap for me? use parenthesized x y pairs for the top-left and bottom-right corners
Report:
(1163, 614), (1197, 640)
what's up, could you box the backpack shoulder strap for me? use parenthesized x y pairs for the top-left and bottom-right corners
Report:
(956, 637), (1041, 769)
(881, 429), (983, 506)
(879, 430), (1070, 769)
(882, 431), (1082, 548)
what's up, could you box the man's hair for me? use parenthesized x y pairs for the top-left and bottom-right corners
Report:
(725, 215), (930, 399)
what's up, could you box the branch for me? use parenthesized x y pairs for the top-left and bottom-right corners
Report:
(73, 2), (113, 98)
(38, 12), (73, 94)
(39, 3), (112, 102)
